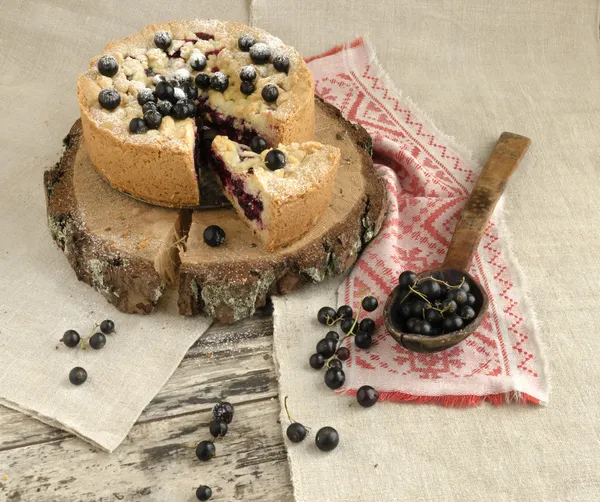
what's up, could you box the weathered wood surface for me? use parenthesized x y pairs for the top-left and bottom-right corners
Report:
(0, 315), (294, 501)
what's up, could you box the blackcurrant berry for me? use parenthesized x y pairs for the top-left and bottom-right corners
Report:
(459, 305), (476, 321)
(239, 65), (257, 81)
(62, 330), (80, 348)
(325, 331), (339, 342)
(209, 420), (228, 438)
(396, 302), (413, 319)
(460, 280), (471, 293)
(212, 402), (234, 424)
(154, 81), (175, 101)
(309, 353), (325, 370)
(466, 293), (476, 307)
(265, 149), (286, 170)
(359, 318), (375, 334)
(272, 54), (290, 73)
(354, 332), (372, 349)
(329, 359), (343, 370)
(137, 88), (156, 106)
(89, 332), (106, 350)
(336, 346), (350, 361)
(317, 306), (336, 325)
(195, 440), (216, 461)
(424, 309), (443, 326)
(240, 80), (255, 95)
(337, 305), (353, 319)
(98, 88), (121, 110)
(142, 101), (157, 115)
(261, 84), (279, 102)
(410, 300), (428, 318)
(238, 34), (256, 52)
(172, 100), (189, 120)
(157, 100), (173, 116)
(69, 367), (87, 385)
(447, 289), (468, 306)
(340, 318), (356, 334)
(249, 42), (271, 64)
(399, 270), (417, 288)
(316, 338), (336, 358)
(440, 298), (458, 314)
(417, 279), (441, 300)
(315, 426), (339, 452)
(356, 385), (379, 407)
(361, 296), (378, 312)
(144, 109), (162, 129)
(195, 73), (210, 90)
(210, 72), (229, 92)
(196, 485), (212, 501)
(324, 367), (345, 389)
(250, 136), (267, 154)
(182, 83), (199, 100)
(97, 55), (119, 77)
(203, 225), (226, 247)
(154, 31), (172, 50)
(442, 314), (464, 333)
(189, 51), (207, 71)
(415, 320), (433, 336)
(405, 318), (419, 333)
(129, 118), (148, 134)
(286, 422), (307, 443)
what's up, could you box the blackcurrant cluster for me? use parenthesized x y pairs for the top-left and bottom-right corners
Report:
(61, 319), (116, 386)
(394, 270), (478, 336)
(283, 397), (339, 452)
(312, 296), (379, 391)
(194, 402), (235, 500)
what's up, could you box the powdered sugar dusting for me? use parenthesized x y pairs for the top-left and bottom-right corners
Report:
(173, 68), (191, 83)
(249, 43), (271, 63)
(173, 87), (186, 101)
(212, 135), (339, 202)
(80, 19), (312, 150)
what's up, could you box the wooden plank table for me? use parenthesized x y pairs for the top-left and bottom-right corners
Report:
(0, 310), (294, 501)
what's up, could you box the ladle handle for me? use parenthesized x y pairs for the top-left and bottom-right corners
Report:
(443, 132), (531, 272)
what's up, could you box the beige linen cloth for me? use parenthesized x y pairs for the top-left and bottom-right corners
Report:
(255, 0), (600, 501)
(0, 0), (599, 498)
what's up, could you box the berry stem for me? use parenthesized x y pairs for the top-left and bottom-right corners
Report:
(283, 396), (297, 424)
(428, 276), (466, 289)
(407, 285), (432, 305)
(326, 316), (340, 327)
(79, 324), (98, 350)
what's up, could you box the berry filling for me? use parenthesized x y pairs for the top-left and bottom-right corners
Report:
(196, 98), (257, 145)
(211, 153), (264, 224)
(204, 48), (223, 57)
(194, 32), (214, 40)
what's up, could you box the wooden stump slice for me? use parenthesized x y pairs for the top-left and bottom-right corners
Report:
(44, 98), (386, 322)
(44, 124), (188, 315)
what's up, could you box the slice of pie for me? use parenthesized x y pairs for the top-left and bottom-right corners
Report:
(211, 135), (341, 251)
(77, 20), (315, 208)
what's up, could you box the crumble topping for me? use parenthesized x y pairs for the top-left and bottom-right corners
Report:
(79, 21), (306, 143)
(212, 135), (340, 200)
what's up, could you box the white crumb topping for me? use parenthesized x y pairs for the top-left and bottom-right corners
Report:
(79, 20), (310, 145)
(212, 135), (339, 201)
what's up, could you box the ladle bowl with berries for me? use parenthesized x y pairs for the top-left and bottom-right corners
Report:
(384, 132), (531, 353)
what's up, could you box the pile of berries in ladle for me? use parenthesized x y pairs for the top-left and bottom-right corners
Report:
(394, 270), (478, 336)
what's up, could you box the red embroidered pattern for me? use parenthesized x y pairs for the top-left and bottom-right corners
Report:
(308, 40), (546, 405)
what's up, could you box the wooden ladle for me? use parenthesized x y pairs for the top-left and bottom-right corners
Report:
(383, 132), (531, 353)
